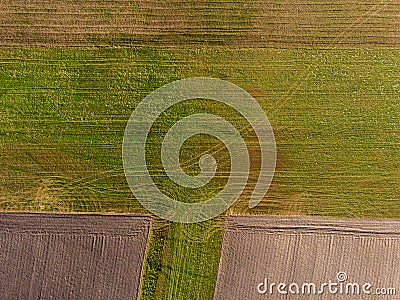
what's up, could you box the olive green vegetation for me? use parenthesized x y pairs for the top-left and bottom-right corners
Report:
(0, 48), (179, 212)
(177, 48), (400, 218)
(139, 220), (169, 300)
(152, 220), (223, 300)
(1, 48), (399, 299)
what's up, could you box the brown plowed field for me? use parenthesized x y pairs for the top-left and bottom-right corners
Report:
(214, 216), (400, 299)
(0, 0), (399, 48)
(0, 213), (152, 300)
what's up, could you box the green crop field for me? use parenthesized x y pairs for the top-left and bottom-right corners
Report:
(1, 0), (400, 299)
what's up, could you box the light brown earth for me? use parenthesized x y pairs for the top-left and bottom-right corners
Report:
(214, 216), (400, 299)
(0, 213), (152, 300)
(0, 0), (399, 48)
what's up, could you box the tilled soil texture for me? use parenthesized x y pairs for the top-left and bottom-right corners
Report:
(214, 216), (400, 300)
(0, 213), (152, 300)
(0, 0), (399, 48)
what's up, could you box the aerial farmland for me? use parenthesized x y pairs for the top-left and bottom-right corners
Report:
(0, 1), (399, 299)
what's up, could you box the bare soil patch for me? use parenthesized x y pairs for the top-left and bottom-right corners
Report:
(0, 213), (152, 300)
(214, 216), (400, 299)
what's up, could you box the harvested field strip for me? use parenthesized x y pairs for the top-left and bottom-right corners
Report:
(0, 213), (152, 300)
(214, 216), (400, 300)
(0, 0), (399, 47)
